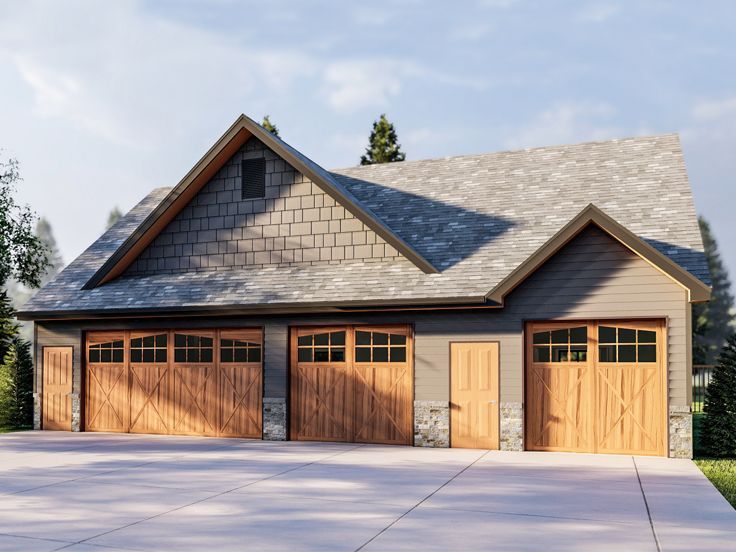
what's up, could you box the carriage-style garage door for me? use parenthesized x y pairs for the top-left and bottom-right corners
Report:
(525, 320), (666, 456)
(85, 329), (262, 438)
(290, 325), (413, 445)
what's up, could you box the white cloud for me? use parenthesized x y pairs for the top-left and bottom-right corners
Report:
(449, 22), (493, 42)
(504, 101), (623, 149)
(322, 60), (415, 112)
(692, 96), (736, 121)
(576, 3), (621, 23)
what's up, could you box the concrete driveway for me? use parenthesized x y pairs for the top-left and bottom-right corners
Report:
(0, 432), (733, 551)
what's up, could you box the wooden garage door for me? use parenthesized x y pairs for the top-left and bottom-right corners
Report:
(525, 320), (666, 456)
(86, 329), (262, 438)
(290, 325), (413, 445)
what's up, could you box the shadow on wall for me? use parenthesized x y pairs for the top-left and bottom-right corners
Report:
(334, 174), (516, 271)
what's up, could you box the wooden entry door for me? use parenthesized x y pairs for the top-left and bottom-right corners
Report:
(290, 325), (413, 445)
(525, 320), (666, 456)
(43, 347), (73, 431)
(450, 342), (499, 449)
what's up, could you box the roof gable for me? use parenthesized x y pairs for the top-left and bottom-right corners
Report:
(487, 204), (711, 303)
(83, 115), (436, 288)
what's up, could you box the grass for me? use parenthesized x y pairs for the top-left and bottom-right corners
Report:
(693, 412), (736, 509)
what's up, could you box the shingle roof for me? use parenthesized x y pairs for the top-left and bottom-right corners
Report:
(19, 134), (709, 318)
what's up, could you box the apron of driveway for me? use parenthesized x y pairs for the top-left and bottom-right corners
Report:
(0, 432), (733, 552)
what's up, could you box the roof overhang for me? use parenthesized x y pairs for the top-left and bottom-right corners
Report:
(486, 203), (712, 304)
(82, 114), (437, 289)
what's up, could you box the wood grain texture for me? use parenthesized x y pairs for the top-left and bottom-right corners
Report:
(450, 342), (499, 449)
(525, 320), (666, 456)
(42, 347), (73, 431)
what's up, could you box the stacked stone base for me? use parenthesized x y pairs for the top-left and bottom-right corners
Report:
(669, 405), (693, 458)
(413, 400), (449, 447)
(499, 402), (523, 451)
(263, 398), (287, 441)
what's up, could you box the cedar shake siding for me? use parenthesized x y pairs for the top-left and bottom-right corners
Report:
(125, 137), (401, 275)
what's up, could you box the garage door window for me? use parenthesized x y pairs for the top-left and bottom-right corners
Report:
(599, 326), (657, 363)
(173, 333), (213, 363)
(130, 334), (167, 363)
(355, 330), (407, 363)
(532, 326), (587, 363)
(88, 339), (124, 363)
(297, 331), (346, 362)
(220, 338), (261, 363)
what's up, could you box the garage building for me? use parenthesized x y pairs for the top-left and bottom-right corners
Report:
(19, 115), (710, 458)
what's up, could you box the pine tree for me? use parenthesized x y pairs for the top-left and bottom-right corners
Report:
(106, 207), (123, 229)
(702, 334), (736, 456)
(35, 217), (63, 287)
(261, 115), (279, 137)
(693, 217), (735, 364)
(360, 114), (406, 165)
(0, 337), (33, 428)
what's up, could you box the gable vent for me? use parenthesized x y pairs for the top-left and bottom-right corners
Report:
(241, 158), (266, 199)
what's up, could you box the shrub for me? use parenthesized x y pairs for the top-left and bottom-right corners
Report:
(0, 337), (33, 428)
(702, 334), (736, 457)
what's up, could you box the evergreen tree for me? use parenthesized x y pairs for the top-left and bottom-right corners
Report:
(106, 206), (123, 229)
(261, 115), (279, 137)
(35, 217), (63, 287)
(360, 114), (406, 165)
(693, 217), (735, 364)
(0, 291), (17, 361)
(702, 334), (736, 456)
(0, 337), (33, 428)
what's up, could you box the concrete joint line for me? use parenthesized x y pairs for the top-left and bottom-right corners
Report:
(632, 456), (662, 552)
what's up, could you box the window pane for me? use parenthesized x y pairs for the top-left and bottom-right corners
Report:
(248, 348), (261, 363)
(390, 347), (406, 362)
(570, 346), (587, 362)
(155, 334), (167, 347)
(298, 348), (312, 362)
(618, 328), (636, 343)
(155, 349), (167, 363)
(638, 345), (657, 362)
(113, 340), (124, 349)
(221, 348), (233, 363)
(373, 332), (389, 345)
(638, 330), (656, 344)
(174, 349), (186, 363)
(143, 349), (154, 363)
(130, 349), (142, 363)
(331, 348), (345, 362)
(551, 329), (568, 344)
(201, 337), (213, 348)
(533, 331), (550, 345)
(188, 349), (200, 363)
(330, 331), (345, 346)
(234, 348), (247, 362)
(131, 338), (142, 348)
(355, 347), (371, 362)
(143, 336), (155, 348)
(221, 339), (233, 348)
(599, 345), (616, 362)
(552, 346), (569, 362)
(314, 333), (329, 346)
(314, 348), (329, 362)
(298, 335), (312, 347)
(89, 350), (100, 363)
(373, 347), (389, 362)
(355, 331), (371, 345)
(101, 349), (112, 363)
(599, 326), (616, 343)
(390, 334), (406, 346)
(570, 327), (587, 344)
(201, 348), (213, 363)
(533, 346), (550, 363)
(188, 335), (200, 347)
(619, 345), (636, 362)
(175, 334), (186, 347)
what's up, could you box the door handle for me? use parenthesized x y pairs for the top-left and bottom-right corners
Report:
(489, 400), (497, 404)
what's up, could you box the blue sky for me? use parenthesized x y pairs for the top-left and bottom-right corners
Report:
(1, 0), (735, 281)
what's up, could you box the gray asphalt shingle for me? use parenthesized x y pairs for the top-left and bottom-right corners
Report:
(19, 134), (709, 316)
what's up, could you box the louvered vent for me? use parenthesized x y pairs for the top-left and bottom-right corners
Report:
(241, 158), (266, 199)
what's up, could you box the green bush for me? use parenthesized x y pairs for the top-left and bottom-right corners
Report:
(0, 337), (33, 428)
(702, 334), (736, 457)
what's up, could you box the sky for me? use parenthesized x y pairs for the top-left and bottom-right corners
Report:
(1, 0), (735, 282)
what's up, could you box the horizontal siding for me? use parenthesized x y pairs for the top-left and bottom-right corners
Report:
(33, 226), (692, 418)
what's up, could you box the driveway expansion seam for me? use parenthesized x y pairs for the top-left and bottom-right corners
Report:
(52, 443), (366, 551)
(633, 456), (662, 552)
(0, 531), (74, 547)
(354, 449), (490, 551)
